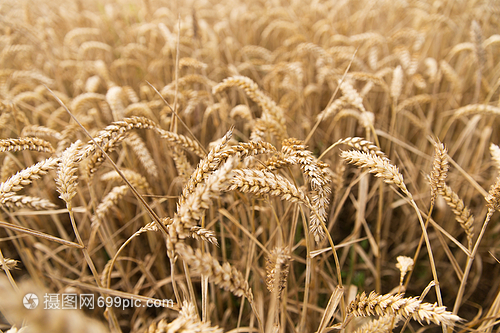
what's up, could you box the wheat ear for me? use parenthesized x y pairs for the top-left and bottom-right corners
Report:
(124, 132), (159, 178)
(335, 137), (387, 158)
(20, 125), (63, 140)
(282, 138), (331, 242)
(100, 169), (152, 192)
(347, 291), (461, 326)
(438, 183), (474, 249)
(85, 117), (160, 176)
(0, 157), (60, 194)
(213, 75), (287, 139)
(56, 140), (84, 203)
(265, 247), (291, 298)
(490, 143), (500, 170)
(340, 150), (409, 196)
(429, 141), (449, 205)
(175, 242), (253, 301)
(149, 301), (223, 333)
(0, 137), (55, 154)
(0, 195), (56, 210)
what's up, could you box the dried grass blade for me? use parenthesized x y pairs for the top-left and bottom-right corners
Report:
(0, 220), (84, 249)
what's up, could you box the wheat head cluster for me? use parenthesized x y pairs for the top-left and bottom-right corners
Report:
(0, 0), (499, 332)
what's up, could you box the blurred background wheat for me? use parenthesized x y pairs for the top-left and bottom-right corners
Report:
(0, 0), (500, 332)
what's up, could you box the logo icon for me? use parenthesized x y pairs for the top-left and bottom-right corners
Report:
(23, 293), (39, 309)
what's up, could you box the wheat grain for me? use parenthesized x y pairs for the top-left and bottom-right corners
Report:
(178, 156), (237, 228)
(179, 57), (208, 70)
(453, 104), (500, 118)
(395, 94), (432, 113)
(353, 315), (401, 333)
(228, 168), (310, 205)
(156, 127), (206, 158)
(339, 79), (366, 112)
(391, 65), (404, 101)
(213, 75), (287, 139)
(180, 127), (234, 200)
(85, 117), (160, 176)
(0, 156), (17, 183)
(0, 258), (19, 271)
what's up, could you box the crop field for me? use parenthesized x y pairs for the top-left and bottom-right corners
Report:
(0, 0), (499, 332)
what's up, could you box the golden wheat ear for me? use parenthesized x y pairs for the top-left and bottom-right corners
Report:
(44, 85), (170, 237)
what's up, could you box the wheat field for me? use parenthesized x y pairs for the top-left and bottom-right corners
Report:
(0, 0), (499, 332)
